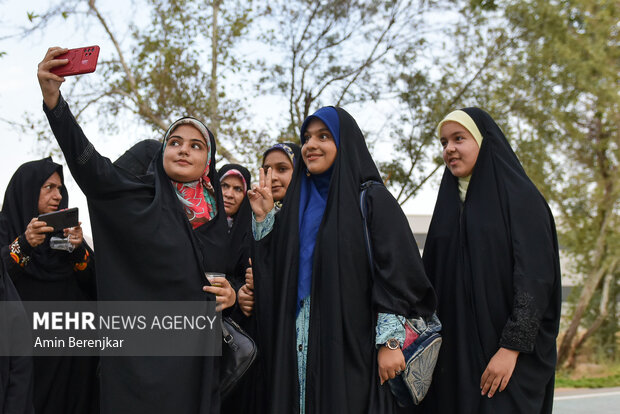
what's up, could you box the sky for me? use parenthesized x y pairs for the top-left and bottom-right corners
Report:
(0, 0), (440, 240)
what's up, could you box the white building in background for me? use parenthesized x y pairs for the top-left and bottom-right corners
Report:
(407, 214), (432, 253)
(406, 214), (575, 303)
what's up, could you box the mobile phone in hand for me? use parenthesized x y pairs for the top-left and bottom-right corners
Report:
(38, 207), (79, 232)
(50, 46), (100, 77)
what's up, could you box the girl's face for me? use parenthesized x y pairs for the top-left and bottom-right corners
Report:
(439, 121), (480, 178)
(38, 171), (63, 214)
(302, 118), (337, 175)
(163, 124), (209, 182)
(262, 150), (294, 202)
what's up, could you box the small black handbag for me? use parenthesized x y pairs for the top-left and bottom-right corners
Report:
(220, 316), (257, 397)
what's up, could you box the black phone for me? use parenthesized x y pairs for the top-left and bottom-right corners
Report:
(37, 207), (79, 232)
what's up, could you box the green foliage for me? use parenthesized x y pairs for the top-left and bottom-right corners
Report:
(581, 270), (619, 361)
(468, 0), (498, 10)
(100, 0), (260, 161)
(501, 0), (619, 267)
(14, 0), (474, 198)
(481, 0), (620, 363)
(12, 0), (617, 233)
(254, 0), (482, 200)
(555, 372), (620, 388)
(384, 4), (516, 202)
(257, 0), (447, 137)
(17, 0), (262, 164)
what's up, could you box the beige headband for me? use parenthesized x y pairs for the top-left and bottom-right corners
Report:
(436, 110), (483, 147)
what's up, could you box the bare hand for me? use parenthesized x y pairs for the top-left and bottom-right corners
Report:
(378, 346), (406, 385)
(245, 259), (254, 290)
(480, 347), (519, 398)
(237, 284), (254, 317)
(202, 276), (236, 312)
(64, 222), (84, 247)
(37, 47), (69, 109)
(25, 218), (54, 248)
(247, 167), (274, 222)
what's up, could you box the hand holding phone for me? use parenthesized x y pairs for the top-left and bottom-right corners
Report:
(63, 222), (84, 247)
(25, 218), (54, 248)
(37, 46), (99, 109)
(38, 207), (79, 232)
(50, 46), (100, 77)
(38, 47), (68, 109)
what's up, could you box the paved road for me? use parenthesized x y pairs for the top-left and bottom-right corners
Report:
(553, 387), (620, 413)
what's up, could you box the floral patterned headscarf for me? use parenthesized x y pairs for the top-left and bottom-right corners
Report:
(163, 118), (218, 229)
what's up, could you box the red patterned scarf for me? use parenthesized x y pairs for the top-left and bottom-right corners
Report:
(163, 118), (218, 229)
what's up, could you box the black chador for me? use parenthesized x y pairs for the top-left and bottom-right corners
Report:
(422, 107), (562, 414)
(218, 163), (255, 414)
(218, 163), (252, 292)
(113, 139), (161, 176)
(43, 94), (231, 414)
(252, 107), (436, 413)
(0, 158), (98, 414)
(0, 259), (34, 414)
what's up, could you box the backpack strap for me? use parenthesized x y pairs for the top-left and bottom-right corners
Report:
(359, 180), (384, 271)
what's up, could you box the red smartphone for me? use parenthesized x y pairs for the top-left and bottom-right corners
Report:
(50, 46), (100, 77)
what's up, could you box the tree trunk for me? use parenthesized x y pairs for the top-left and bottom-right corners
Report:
(558, 265), (606, 366)
(565, 266), (615, 368)
(557, 191), (615, 366)
(209, 0), (221, 137)
(206, 0), (239, 163)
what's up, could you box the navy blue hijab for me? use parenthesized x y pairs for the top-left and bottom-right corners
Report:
(297, 107), (341, 314)
(250, 106), (435, 413)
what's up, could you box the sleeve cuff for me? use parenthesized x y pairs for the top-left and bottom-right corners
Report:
(498, 290), (541, 353)
(252, 209), (275, 241)
(17, 235), (33, 256)
(375, 313), (406, 347)
(43, 92), (68, 119)
(9, 236), (32, 268)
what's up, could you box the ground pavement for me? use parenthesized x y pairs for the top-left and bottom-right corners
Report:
(553, 387), (620, 413)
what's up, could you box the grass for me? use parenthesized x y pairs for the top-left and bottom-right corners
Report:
(556, 363), (620, 388)
(556, 373), (620, 388)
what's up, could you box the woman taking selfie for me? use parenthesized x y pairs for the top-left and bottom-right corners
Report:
(37, 47), (236, 414)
